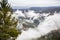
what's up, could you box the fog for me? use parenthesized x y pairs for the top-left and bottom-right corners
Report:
(12, 10), (60, 40)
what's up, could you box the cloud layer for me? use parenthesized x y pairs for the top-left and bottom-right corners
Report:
(8, 0), (60, 7)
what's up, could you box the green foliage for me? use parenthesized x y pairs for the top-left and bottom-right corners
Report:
(7, 28), (19, 37)
(0, 33), (10, 40)
(0, 0), (20, 40)
(37, 29), (60, 40)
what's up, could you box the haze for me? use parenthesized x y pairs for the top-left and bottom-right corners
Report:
(8, 0), (60, 7)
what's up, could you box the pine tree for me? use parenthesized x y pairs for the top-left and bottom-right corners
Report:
(0, 0), (19, 40)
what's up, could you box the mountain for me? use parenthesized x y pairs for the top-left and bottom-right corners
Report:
(12, 6), (29, 9)
(29, 6), (60, 13)
(12, 6), (60, 13)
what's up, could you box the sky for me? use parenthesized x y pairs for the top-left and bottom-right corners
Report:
(8, 0), (60, 7)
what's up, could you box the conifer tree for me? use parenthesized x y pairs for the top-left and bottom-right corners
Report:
(0, 0), (19, 40)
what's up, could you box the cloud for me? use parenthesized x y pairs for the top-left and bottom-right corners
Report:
(8, 0), (60, 7)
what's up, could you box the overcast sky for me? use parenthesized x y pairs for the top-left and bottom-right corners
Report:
(8, 0), (60, 7)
